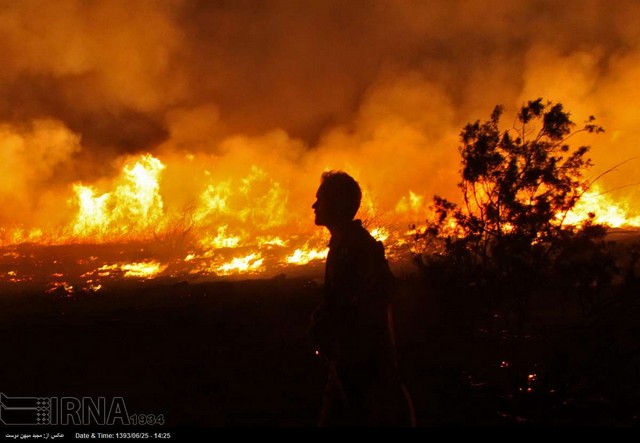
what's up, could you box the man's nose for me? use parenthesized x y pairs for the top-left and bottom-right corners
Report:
(312, 200), (318, 209)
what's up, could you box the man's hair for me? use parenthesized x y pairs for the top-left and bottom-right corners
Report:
(319, 171), (362, 221)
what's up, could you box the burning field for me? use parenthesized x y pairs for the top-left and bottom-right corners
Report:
(1, 0), (640, 294)
(0, 151), (413, 295)
(1, 0), (640, 429)
(0, 135), (425, 294)
(1, 150), (638, 296)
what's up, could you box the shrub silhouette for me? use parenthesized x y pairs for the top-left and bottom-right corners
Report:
(414, 98), (616, 326)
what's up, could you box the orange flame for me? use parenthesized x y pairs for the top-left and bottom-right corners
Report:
(563, 185), (640, 228)
(286, 246), (329, 266)
(215, 253), (265, 276)
(72, 154), (166, 240)
(1, 152), (638, 283)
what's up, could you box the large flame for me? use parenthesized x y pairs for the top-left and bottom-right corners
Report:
(72, 154), (166, 240)
(563, 185), (640, 228)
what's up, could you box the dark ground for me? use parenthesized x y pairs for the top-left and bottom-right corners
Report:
(1, 268), (639, 430)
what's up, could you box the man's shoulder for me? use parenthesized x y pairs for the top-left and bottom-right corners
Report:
(349, 221), (398, 291)
(349, 219), (375, 240)
(348, 220), (385, 254)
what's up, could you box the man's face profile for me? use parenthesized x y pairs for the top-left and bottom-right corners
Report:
(312, 185), (333, 227)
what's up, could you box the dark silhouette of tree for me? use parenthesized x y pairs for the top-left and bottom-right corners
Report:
(414, 98), (616, 325)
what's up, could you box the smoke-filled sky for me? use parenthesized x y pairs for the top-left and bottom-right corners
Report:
(1, 0), (639, 235)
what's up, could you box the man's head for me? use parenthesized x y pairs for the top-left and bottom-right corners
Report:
(312, 171), (362, 228)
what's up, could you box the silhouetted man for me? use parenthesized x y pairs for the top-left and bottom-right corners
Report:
(309, 171), (412, 426)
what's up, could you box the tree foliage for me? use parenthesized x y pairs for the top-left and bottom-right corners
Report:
(414, 98), (615, 314)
